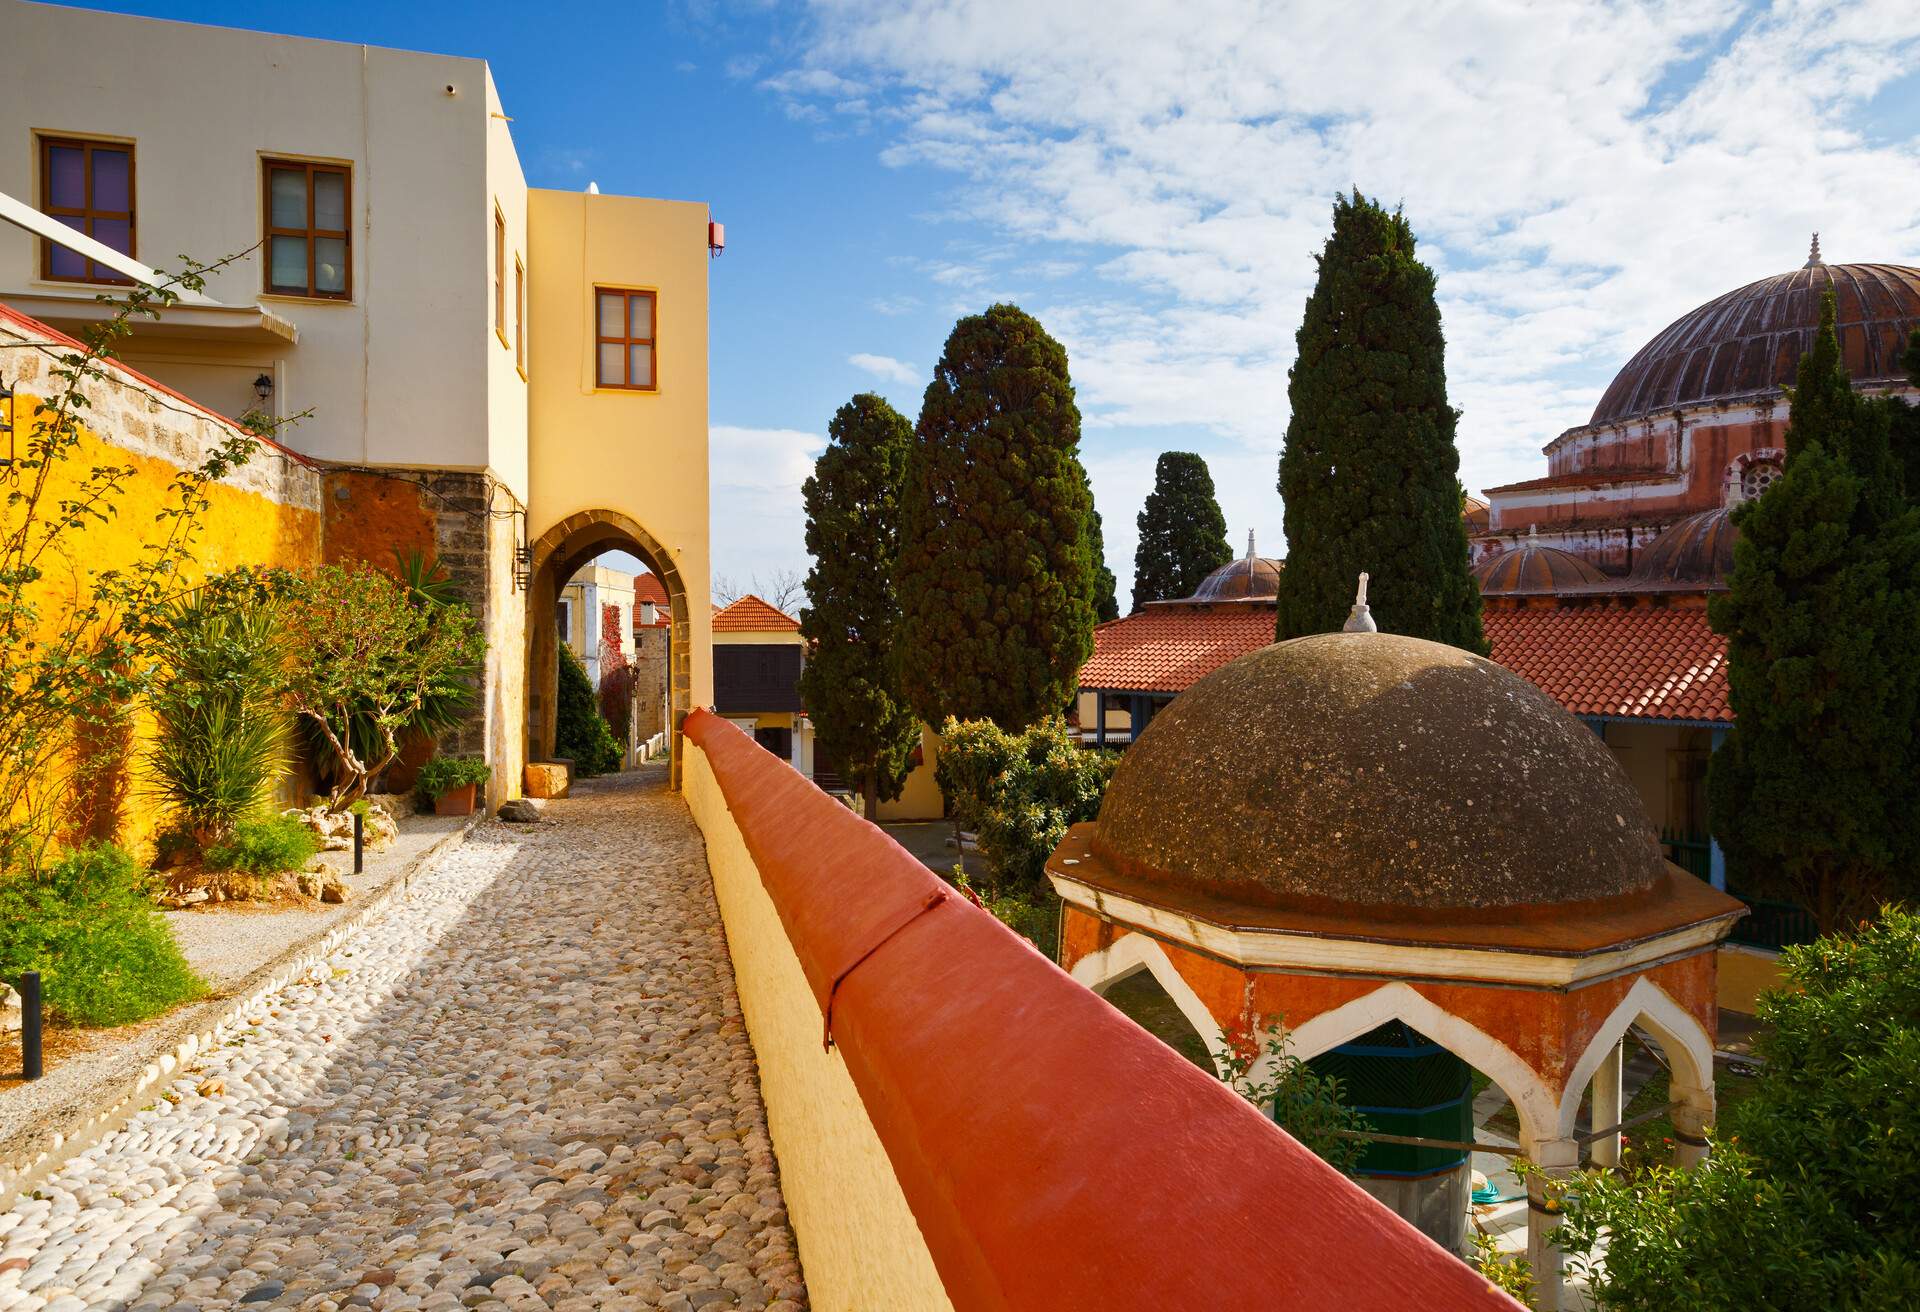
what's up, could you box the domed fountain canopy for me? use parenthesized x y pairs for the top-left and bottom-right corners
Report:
(1092, 632), (1665, 916)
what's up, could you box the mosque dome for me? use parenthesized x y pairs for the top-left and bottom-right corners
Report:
(1473, 537), (1609, 594)
(1589, 248), (1920, 426)
(1629, 508), (1736, 586)
(1189, 554), (1283, 601)
(1092, 632), (1664, 914)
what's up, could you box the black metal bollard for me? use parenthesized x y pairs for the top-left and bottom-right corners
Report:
(353, 809), (364, 874)
(20, 971), (42, 1081)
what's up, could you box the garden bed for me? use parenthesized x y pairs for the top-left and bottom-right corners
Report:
(0, 807), (479, 1195)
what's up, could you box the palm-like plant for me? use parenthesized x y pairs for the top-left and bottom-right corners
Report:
(145, 582), (291, 847)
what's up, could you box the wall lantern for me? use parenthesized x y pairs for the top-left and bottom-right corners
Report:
(514, 543), (533, 594)
(253, 373), (274, 404)
(0, 373), (13, 466)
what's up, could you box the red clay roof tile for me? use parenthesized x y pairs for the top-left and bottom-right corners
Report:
(1079, 605), (1277, 694)
(1484, 606), (1730, 723)
(713, 593), (801, 633)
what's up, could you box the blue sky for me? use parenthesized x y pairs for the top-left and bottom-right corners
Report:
(52, 1), (1920, 610)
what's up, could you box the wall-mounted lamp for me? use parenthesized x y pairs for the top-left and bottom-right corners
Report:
(0, 374), (14, 466)
(253, 373), (274, 404)
(514, 543), (533, 594)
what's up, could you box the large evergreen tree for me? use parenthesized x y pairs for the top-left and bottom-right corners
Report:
(895, 304), (1097, 729)
(1709, 294), (1920, 933)
(1132, 451), (1233, 607)
(798, 394), (921, 819)
(1274, 192), (1484, 651)
(1086, 504), (1120, 623)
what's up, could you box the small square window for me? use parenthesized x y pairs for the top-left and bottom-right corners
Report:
(594, 288), (657, 391)
(263, 159), (351, 299)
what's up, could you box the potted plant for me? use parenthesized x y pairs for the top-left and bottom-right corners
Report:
(416, 754), (491, 816)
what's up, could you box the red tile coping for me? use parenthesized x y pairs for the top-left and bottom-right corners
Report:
(1485, 606), (1730, 723)
(713, 593), (801, 632)
(684, 708), (1518, 1311)
(0, 300), (316, 469)
(1080, 604), (1276, 694)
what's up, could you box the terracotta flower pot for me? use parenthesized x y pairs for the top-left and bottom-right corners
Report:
(434, 782), (477, 816)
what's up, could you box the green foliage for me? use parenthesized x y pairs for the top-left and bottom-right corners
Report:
(798, 394), (922, 818)
(144, 576), (290, 847)
(414, 754), (491, 799)
(1708, 294), (1920, 931)
(278, 561), (486, 808)
(1897, 329), (1920, 497)
(0, 252), (306, 871)
(935, 716), (1115, 894)
(1274, 192), (1484, 651)
(203, 815), (319, 875)
(948, 865), (1061, 956)
(554, 642), (622, 775)
(1086, 504), (1120, 624)
(1133, 452), (1233, 607)
(1468, 1231), (1534, 1302)
(1555, 910), (1920, 1309)
(1215, 1018), (1372, 1174)
(896, 304), (1098, 729)
(0, 843), (203, 1026)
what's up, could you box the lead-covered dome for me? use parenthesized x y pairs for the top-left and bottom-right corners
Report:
(1590, 259), (1920, 426)
(1093, 632), (1664, 913)
(1187, 554), (1282, 602)
(1474, 540), (1608, 594)
(1630, 508), (1736, 586)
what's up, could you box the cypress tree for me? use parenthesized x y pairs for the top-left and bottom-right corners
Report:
(896, 303), (1096, 729)
(1275, 192), (1484, 651)
(1894, 329), (1920, 499)
(1132, 452), (1233, 607)
(1709, 293), (1920, 932)
(797, 394), (921, 820)
(1087, 504), (1120, 623)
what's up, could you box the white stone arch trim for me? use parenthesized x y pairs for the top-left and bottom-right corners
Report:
(1285, 982), (1560, 1153)
(1557, 976), (1715, 1139)
(1070, 932), (1228, 1077)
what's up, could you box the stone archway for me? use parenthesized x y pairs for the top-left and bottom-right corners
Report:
(526, 509), (694, 789)
(1072, 933), (1228, 1077)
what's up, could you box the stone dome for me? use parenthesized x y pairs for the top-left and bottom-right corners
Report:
(1188, 554), (1282, 602)
(1474, 539), (1608, 594)
(1630, 508), (1736, 586)
(1590, 256), (1920, 426)
(1093, 632), (1665, 914)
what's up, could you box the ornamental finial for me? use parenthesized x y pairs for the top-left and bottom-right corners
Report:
(1246, 528), (1256, 561)
(1805, 232), (1823, 269)
(1343, 571), (1377, 633)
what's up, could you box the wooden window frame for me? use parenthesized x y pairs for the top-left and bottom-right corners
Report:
(39, 135), (136, 285)
(494, 206), (508, 347)
(514, 256), (526, 376)
(594, 287), (658, 392)
(262, 158), (352, 300)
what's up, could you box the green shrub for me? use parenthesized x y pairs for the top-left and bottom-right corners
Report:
(415, 753), (491, 800)
(204, 815), (319, 875)
(144, 578), (291, 847)
(555, 644), (623, 775)
(936, 716), (1116, 894)
(0, 844), (204, 1026)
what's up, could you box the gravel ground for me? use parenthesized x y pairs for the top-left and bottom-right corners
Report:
(0, 768), (806, 1312)
(1, 815), (469, 1165)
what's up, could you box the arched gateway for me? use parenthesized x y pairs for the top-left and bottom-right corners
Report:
(525, 509), (696, 788)
(1048, 630), (1746, 1311)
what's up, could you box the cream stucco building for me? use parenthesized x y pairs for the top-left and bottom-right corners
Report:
(0, 0), (714, 802)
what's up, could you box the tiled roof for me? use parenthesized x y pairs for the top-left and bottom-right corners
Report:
(1484, 605), (1730, 723)
(1079, 605), (1276, 694)
(713, 594), (801, 633)
(632, 573), (670, 627)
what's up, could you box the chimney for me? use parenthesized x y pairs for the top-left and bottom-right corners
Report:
(640, 599), (658, 627)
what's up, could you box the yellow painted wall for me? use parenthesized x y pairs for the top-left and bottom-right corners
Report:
(878, 723), (945, 822)
(684, 743), (953, 1312)
(0, 373), (323, 859)
(1717, 944), (1788, 1016)
(525, 188), (712, 711)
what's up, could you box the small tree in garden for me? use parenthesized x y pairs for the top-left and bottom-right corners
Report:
(1134, 452), (1233, 607)
(279, 561), (485, 808)
(896, 304), (1098, 729)
(0, 250), (306, 870)
(799, 393), (921, 819)
(1708, 295), (1920, 932)
(1275, 192), (1484, 652)
(1215, 1017), (1371, 1175)
(1553, 909), (1920, 1310)
(934, 716), (1115, 894)
(554, 642), (622, 775)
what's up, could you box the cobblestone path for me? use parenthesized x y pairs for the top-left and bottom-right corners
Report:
(0, 769), (807, 1312)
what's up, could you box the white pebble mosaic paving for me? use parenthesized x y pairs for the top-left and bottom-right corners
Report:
(0, 770), (807, 1312)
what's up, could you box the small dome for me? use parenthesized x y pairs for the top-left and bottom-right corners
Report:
(1189, 555), (1282, 601)
(1093, 633), (1664, 913)
(1630, 509), (1735, 585)
(1462, 495), (1490, 533)
(1474, 540), (1608, 594)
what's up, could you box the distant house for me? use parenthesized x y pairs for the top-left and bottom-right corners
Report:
(711, 595), (813, 773)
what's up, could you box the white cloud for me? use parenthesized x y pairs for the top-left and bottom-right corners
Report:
(709, 424), (826, 586)
(768, 0), (1920, 506)
(848, 351), (921, 385)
